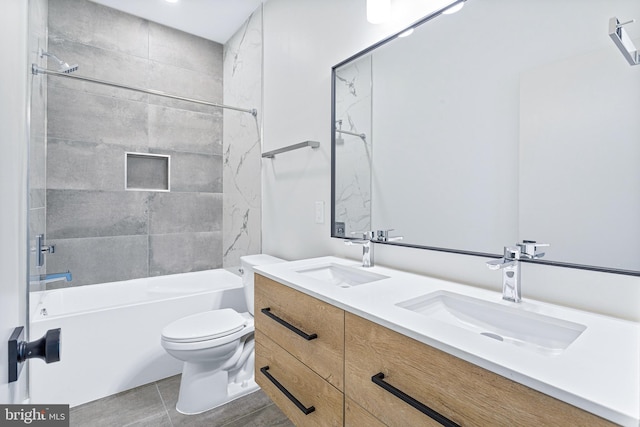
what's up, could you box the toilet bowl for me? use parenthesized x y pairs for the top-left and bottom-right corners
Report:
(160, 254), (283, 415)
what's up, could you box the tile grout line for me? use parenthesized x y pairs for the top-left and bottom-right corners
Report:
(121, 413), (166, 427)
(218, 403), (276, 427)
(155, 381), (176, 427)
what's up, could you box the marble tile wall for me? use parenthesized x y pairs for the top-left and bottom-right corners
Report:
(45, 0), (230, 286)
(222, 9), (263, 268)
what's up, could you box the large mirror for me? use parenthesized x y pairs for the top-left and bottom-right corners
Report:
(331, 0), (640, 275)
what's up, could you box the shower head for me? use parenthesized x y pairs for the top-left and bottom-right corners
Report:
(58, 62), (79, 74)
(40, 50), (79, 74)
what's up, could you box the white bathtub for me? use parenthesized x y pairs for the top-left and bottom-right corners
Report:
(29, 269), (247, 407)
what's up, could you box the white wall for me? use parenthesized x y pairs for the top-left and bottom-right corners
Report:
(262, 0), (452, 258)
(262, 0), (640, 322)
(0, 0), (29, 404)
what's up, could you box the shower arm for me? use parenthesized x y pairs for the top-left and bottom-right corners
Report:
(31, 64), (258, 116)
(336, 128), (366, 140)
(335, 119), (366, 141)
(40, 51), (65, 67)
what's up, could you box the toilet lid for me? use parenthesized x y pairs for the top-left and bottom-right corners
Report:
(161, 309), (247, 343)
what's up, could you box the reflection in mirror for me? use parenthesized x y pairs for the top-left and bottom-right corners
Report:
(333, 55), (372, 237)
(331, 0), (640, 274)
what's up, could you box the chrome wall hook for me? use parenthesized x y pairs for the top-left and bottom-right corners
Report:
(616, 19), (636, 29)
(609, 16), (639, 66)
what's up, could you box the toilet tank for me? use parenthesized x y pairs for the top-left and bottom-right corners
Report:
(240, 254), (284, 315)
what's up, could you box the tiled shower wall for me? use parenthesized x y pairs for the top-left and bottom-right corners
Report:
(45, 0), (258, 287)
(222, 9), (263, 268)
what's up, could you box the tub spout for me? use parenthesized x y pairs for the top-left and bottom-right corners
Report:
(30, 271), (72, 286)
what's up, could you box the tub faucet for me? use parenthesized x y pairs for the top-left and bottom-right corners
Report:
(486, 241), (548, 303)
(30, 271), (72, 286)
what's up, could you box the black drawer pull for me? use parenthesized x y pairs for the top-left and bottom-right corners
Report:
(260, 366), (316, 415)
(372, 372), (460, 427)
(261, 307), (318, 341)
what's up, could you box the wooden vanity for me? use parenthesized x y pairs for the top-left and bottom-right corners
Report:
(255, 273), (344, 426)
(255, 273), (616, 426)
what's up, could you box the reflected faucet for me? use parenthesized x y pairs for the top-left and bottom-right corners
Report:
(375, 229), (404, 243)
(486, 241), (548, 302)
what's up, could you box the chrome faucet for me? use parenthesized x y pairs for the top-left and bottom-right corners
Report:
(486, 241), (548, 302)
(345, 229), (404, 268)
(345, 231), (376, 267)
(486, 246), (522, 302)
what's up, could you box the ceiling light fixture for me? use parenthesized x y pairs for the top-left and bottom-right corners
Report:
(442, 1), (465, 15)
(165, 0), (179, 3)
(367, 0), (391, 24)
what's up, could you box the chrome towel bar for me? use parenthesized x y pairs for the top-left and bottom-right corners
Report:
(261, 140), (320, 158)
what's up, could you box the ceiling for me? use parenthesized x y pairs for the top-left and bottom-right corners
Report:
(89, 0), (264, 44)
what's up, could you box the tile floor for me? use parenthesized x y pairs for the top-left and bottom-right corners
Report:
(69, 375), (294, 427)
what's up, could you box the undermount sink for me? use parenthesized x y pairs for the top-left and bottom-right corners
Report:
(294, 263), (389, 288)
(396, 291), (586, 355)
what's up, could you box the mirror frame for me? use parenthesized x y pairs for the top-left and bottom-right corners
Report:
(330, 0), (640, 277)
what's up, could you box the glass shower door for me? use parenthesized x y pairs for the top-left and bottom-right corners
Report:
(28, 0), (48, 296)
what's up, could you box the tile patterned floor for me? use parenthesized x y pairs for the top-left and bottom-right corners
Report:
(69, 375), (294, 427)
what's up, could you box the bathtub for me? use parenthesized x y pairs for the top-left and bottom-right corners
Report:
(29, 269), (247, 407)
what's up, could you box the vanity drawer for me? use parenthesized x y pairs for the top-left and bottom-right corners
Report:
(255, 330), (343, 427)
(255, 274), (344, 390)
(345, 312), (614, 427)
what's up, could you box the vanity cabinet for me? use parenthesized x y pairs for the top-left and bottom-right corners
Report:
(254, 274), (344, 425)
(255, 274), (616, 427)
(345, 397), (387, 427)
(344, 312), (615, 427)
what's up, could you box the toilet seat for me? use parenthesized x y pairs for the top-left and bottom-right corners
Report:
(162, 309), (247, 343)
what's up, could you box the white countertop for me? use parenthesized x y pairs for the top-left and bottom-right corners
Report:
(255, 256), (640, 427)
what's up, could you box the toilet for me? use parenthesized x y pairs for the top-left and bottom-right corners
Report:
(161, 254), (283, 415)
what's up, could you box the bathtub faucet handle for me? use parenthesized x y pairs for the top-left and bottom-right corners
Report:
(34, 234), (56, 267)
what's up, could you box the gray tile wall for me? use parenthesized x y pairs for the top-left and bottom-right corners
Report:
(46, 0), (227, 287)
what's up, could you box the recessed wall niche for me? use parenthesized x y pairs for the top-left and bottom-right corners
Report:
(125, 153), (170, 192)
